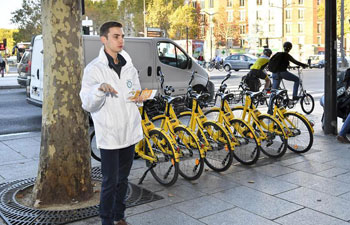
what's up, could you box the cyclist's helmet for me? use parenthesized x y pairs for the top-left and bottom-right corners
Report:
(283, 42), (293, 52)
(263, 48), (272, 57)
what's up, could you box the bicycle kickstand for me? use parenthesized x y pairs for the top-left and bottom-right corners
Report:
(138, 163), (156, 185)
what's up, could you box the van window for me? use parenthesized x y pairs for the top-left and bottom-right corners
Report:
(157, 42), (189, 69)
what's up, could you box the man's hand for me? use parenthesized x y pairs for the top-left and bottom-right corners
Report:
(99, 83), (118, 94)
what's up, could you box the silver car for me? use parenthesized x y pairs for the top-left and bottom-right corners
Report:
(223, 54), (257, 72)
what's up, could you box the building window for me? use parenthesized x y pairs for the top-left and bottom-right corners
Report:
(227, 0), (233, 7)
(240, 0), (245, 7)
(317, 0), (321, 5)
(298, 9), (304, 19)
(317, 23), (321, 33)
(240, 10), (246, 21)
(209, 0), (214, 8)
(298, 23), (304, 33)
(268, 10), (274, 20)
(256, 11), (262, 20)
(269, 24), (275, 33)
(200, 0), (205, 8)
(317, 36), (321, 45)
(286, 0), (292, 5)
(240, 25), (246, 34)
(257, 0), (262, 5)
(192, 1), (197, 8)
(227, 11), (233, 22)
(286, 23), (291, 33)
(298, 0), (304, 5)
(286, 9), (291, 19)
(240, 39), (245, 47)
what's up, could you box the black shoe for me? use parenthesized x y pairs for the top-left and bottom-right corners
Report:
(292, 96), (300, 101)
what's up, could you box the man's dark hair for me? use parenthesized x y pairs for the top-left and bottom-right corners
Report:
(100, 21), (123, 38)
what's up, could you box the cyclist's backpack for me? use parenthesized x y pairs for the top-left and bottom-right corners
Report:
(268, 52), (283, 73)
(242, 74), (261, 92)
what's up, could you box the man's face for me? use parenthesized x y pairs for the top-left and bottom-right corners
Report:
(101, 27), (124, 54)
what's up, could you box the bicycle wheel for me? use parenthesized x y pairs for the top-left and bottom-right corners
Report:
(229, 119), (260, 165)
(283, 112), (313, 153)
(148, 129), (179, 186)
(90, 129), (101, 161)
(201, 121), (233, 172)
(174, 126), (204, 180)
(300, 93), (314, 114)
(207, 64), (214, 72)
(256, 115), (287, 158)
(218, 65), (224, 72)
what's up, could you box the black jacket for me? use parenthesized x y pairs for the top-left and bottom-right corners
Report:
(274, 52), (307, 72)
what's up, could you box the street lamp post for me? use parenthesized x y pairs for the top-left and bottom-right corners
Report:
(201, 11), (216, 60)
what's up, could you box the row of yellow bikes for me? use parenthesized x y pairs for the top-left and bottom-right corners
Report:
(90, 71), (314, 187)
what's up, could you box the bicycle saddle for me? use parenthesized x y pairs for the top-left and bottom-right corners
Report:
(245, 91), (263, 99)
(162, 95), (183, 104)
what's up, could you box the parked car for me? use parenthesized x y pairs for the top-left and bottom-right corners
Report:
(223, 54), (257, 72)
(311, 59), (325, 68)
(17, 50), (31, 89)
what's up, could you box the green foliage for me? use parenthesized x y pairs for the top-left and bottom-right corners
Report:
(168, 4), (198, 39)
(213, 7), (239, 47)
(85, 0), (119, 35)
(0, 29), (17, 57)
(10, 0), (41, 43)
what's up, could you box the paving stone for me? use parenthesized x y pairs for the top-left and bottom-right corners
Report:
(173, 195), (233, 219)
(0, 161), (38, 181)
(250, 164), (296, 177)
(125, 203), (154, 217)
(303, 151), (340, 163)
(326, 158), (350, 170)
(275, 208), (350, 225)
(277, 171), (350, 196)
(287, 160), (334, 173)
(200, 207), (279, 225)
(331, 172), (350, 184)
(182, 172), (240, 194)
(0, 148), (27, 163)
(316, 167), (348, 178)
(225, 169), (299, 195)
(274, 156), (308, 166)
(127, 206), (205, 225)
(276, 187), (350, 221)
(3, 137), (40, 149)
(213, 186), (302, 220)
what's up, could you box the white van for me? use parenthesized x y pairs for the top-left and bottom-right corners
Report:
(27, 35), (213, 106)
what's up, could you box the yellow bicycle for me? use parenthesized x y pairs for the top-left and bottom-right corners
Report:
(231, 92), (288, 158)
(135, 100), (180, 186)
(152, 71), (205, 180)
(269, 89), (314, 153)
(204, 72), (261, 165)
(177, 71), (234, 172)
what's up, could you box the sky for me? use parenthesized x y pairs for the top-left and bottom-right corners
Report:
(0, 0), (22, 29)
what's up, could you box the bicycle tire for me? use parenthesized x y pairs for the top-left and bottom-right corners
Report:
(204, 109), (260, 165)
(300, 93), (314, 114)
(218, 65), (224, 72)
(283, 112), (313, 153)
(148, 129), (179, 186)
(152, 116), (204, 180)
(90, 129), (101, 162)
(201, 121), (234, 172)
(256, 114), (287, 158)
(207, 65), (214, 72)
(174, 126), (204, 180)
(229, 119), (260, 165)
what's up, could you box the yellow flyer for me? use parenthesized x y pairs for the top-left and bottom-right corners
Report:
(129, 89), (157, 101)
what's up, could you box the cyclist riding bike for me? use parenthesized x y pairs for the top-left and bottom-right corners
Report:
(270, 42), (308, 101)
(245, 48), (273, 91)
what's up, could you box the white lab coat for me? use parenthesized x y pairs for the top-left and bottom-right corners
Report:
(80, 47), (143, 150)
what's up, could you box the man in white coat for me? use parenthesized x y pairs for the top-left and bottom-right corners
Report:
(80, 21), (143, 225)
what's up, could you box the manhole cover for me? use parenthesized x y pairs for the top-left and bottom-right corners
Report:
(0, 166), (163, 225)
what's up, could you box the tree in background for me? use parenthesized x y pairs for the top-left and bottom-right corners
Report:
(168, 4), (198, 40)
(85, 0), (119, 35)
(118, 0), (147, 36)
(10, 0), (41, 43)
(212, 6), (239, 48)
(146, 0), (184, 37)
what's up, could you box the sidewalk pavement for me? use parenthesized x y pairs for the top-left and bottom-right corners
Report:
(2, 101), (350, 225)
(0, 73), (21, 89)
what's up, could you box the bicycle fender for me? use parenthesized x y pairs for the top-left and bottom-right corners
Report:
(152, 114), (166, 121)
(179, 111), (192, 116)
(284, 111), (314, 133)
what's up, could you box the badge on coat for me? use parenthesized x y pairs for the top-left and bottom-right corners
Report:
(126, 80), (133, 88)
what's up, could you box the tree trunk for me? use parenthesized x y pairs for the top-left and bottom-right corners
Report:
(32, 0), (93, 206)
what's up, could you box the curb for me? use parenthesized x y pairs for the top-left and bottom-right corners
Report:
(0, 85), (23, 89)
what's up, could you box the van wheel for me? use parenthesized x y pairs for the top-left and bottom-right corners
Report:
(234, 69), (239, 71)
(224, 65), (231, 72)
(26, 85), (30, 97)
